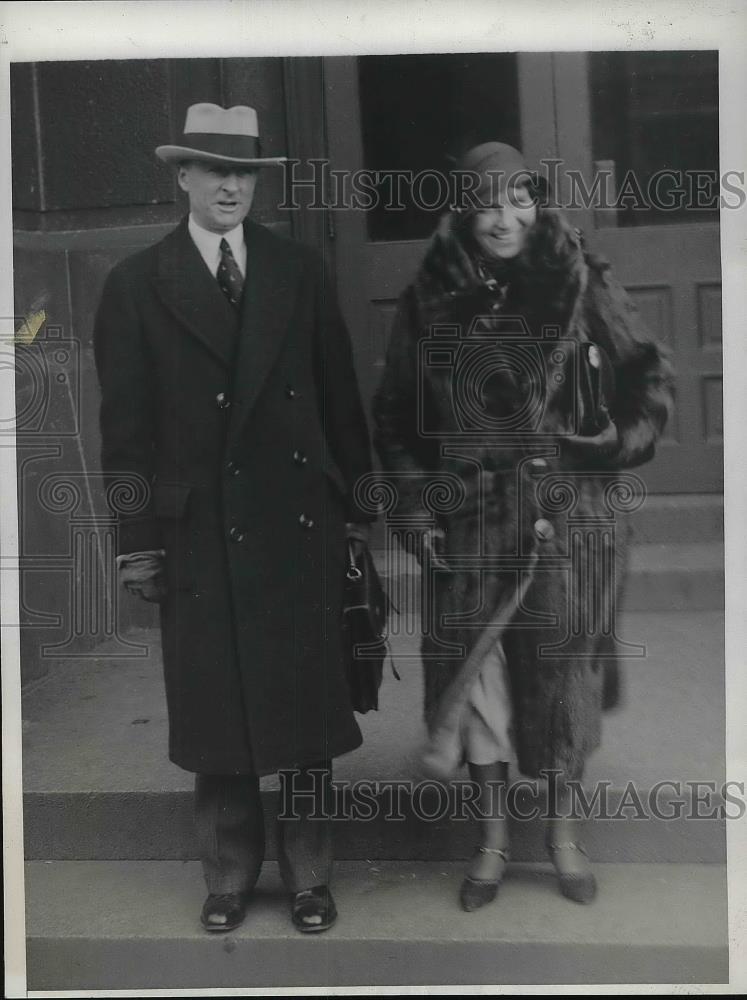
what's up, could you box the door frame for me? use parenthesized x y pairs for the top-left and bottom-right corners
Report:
(282, 57), (331, 256)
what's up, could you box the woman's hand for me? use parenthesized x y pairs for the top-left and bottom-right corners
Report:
(562, 409), (620, 459)
(397, 526), (449, 571)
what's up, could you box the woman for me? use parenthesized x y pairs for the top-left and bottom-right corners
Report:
(372, 142), (674, 910)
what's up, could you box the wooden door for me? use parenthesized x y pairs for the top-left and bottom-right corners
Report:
(324, 52), (556, 419)
(323, 52), (722, 493)
(552, 51), (722, 493)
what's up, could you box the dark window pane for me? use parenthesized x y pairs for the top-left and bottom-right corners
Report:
(589, 51), (719, 227)
(358, 54), (520, 242)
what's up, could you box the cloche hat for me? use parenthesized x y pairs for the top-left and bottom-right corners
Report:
(156, 103), (286, 167)
(453, 141), (534, 207)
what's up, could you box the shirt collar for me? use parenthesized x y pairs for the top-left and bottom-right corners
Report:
(188, 215), (245, 266)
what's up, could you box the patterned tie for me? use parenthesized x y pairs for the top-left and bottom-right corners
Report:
(217, 238), (244, 308)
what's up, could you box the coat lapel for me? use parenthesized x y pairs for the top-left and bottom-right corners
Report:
(227, 220), (303, 439)
(152, 218), (239, 368)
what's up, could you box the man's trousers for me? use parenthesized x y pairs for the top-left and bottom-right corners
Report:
(194, 763), (333, 895)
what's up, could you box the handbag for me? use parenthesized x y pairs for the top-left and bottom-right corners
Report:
(574, 339), (623, 710)
(576, 340), (616, 436)
(342, 542), (391, 713)
(561, 339), (619, 461)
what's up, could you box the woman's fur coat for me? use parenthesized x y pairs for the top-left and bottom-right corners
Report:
(372, 207), (674, 781)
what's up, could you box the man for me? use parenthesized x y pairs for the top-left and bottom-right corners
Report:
(94, 103), (374, 933)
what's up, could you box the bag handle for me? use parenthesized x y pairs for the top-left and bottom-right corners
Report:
(347, 542), (363, 581)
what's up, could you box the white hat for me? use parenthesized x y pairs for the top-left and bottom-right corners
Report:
(155, 103), (286, 167)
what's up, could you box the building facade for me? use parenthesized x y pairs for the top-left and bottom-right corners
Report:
(11, 54), (723, 682)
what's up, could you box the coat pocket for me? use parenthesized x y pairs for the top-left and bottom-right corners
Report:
(153, 482), (192, 519)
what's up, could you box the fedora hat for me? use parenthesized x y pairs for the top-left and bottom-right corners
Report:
(156, 103), (286, 167)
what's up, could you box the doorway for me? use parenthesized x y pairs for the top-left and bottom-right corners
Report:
(323, 52), (722, 493)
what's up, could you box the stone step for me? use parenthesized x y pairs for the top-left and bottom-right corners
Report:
(22, 611), (726, 863)
(24, 786), (726, 864)
(367, 494), (724, 549)
(627, 493), (723, 544)
(24, 860), (728, 990)
(625, 541), (724, 610)
(374, 541), (724, 612)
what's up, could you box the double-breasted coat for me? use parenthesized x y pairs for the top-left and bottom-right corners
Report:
(94, 217), (373, 775)
(373, 209), (674, 781)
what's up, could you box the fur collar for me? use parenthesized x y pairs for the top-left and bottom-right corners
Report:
(412, 208), (590, 337)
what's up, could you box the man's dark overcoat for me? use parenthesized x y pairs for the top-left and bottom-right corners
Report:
(95, 217), (373, 775)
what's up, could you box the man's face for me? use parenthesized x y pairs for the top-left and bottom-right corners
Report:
(178, 160), (258, 233)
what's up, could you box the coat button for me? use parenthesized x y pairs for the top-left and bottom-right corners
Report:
(285, 385), (296, 399)
(293, 449), (308, 466)
(534, 518), (555, 542)
(298, 513), (315, 530)
(229, 526), (246, 542)
(226, 461), (241, 476)
(216, 392), (231, 409)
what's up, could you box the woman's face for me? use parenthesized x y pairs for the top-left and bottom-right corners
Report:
(470, 183), (537, 260)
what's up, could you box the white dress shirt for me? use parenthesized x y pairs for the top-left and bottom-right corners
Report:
(188, 215), (247, 279)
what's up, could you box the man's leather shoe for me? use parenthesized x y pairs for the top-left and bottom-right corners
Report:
(200, 891), (249, 932)
(291, 885), (337, 933)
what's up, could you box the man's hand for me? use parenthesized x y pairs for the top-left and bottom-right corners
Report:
(118, 550), (168, 604)
(346, 522), (371, 560)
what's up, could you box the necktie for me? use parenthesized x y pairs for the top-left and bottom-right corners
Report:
(217, 238), (244, 308)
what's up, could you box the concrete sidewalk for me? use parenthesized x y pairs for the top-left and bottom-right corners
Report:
(22, 610), (726, 863)
(23, 610), (725, 794)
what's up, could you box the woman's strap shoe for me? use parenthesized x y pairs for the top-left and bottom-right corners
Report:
(546, 841), (598, 904)
(459, 846), (510, 912)
(200, 891), (250, 932)
(292, 885), (338, 933)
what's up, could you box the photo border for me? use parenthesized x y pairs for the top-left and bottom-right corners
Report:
(1, 1), (745, 995)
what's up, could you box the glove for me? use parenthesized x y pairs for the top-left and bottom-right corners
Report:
(118, 550), (168, 604)
(397, 526), (449, 571)
(562, 410), (620, 459)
